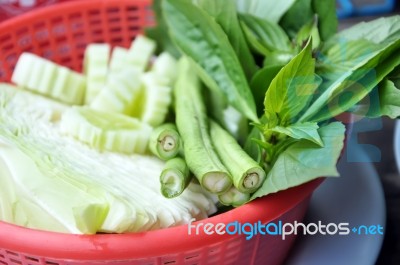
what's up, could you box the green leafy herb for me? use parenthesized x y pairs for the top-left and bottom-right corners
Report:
(145, 0), (180, 57)
(268, 122), (323, 146)
(304, 40), (400, 122)
(239, 14), (293, 57)
(280, 0), (314, 38)
(163, 0), (258, 121)
(263, 39), (319, 129)
(311, 0), (338, 42)
(236, 0), (296, 23)
(352, 79), (400, 119)
(250, 64), (283, 115)
(195, 0), (257, 80)
(251, 121), (345, 200)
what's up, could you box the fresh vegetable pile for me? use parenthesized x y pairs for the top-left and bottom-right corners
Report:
(1, 0), (400, 235)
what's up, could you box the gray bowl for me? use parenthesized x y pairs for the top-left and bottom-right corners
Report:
(394, 120), (400, 172)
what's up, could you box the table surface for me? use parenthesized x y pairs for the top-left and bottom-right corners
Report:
(337, 12), (400, 265)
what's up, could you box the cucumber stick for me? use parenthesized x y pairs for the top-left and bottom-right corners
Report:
(139, 72), (172, 127)
(128, 35), (157, 72)
(90, 69), (142, 115)
(109, 47), (130, 74)
(83, 44), (110, 104)
(174, 57), (232, 194)
(11, 53), (86, 105)
(60, 106), (152, 154)
(151, 52), (178, 86)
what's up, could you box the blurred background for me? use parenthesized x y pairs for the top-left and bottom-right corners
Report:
(0, 0), (399, 265)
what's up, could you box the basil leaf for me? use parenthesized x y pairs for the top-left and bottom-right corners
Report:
(352, 79), (400, 119)
(299, 37), (400, 122)
(244, 125), (264, 164)
(250, 64), (282, 116)
(236, 0), (296, 23)
(324, 16), (400, 49)
(145, 0), (180, 57)
(264, 40), (319, 127)
(268, 122), (323, 146)
(195, 0), (257, 80)
(373, 79), (400, 119)
(296, 17), (321, 50)
(302, 39), (400, 122)
(163, 0), (258, 121)
(317, 39), (381, 79)
(311, 0), (337, 42)
(280, 0), (314, 38)
(251, 121), (345, 199)
(240, 14), (292, 55)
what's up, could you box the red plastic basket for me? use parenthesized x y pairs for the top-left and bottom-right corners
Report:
(0, 1), (324, 264)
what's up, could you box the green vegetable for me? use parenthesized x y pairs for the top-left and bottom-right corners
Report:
(240, 13), (292, 56)
(303, 39), (400, 122)
(295, 16), (321, 50)
(145, 0), (180, 58)
(218, 186), (250, 207)
(195, 0), (257, 80)
(0, 89), (218, 233)
(60, 106), (152, 154)
(174, 57), (232, 194)
(263, 39), (319, 133)
(127, 35), (157, 72)
(149, 123), (181, 160)
(210, 120), (266, 193)
(163, 0), (258, 121)
(251, 122), (345, 200)
(250, 64), (282, 115)
(11, 52), (86, 105)
(324, 16), (400, 47)
(90, 69), (142, 115)
(236, 0), (296, 23)
(83, 44), (110, 104)
(109, 47), (130, 74)
(352, 79), (400, 119)
(268, 122), (323, 146)
(279, 0), (314, 38)
(137, 72), (173, 127)
(311, 0), (337, 41)
(160, 157), (191, 198)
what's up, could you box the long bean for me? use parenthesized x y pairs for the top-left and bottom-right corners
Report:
(210, 120), (266, 193)
(149, 123), (181, 160)
(174, 57), (232, 194)
(218, 186), (250, 207)
(160, 157), (191, 198)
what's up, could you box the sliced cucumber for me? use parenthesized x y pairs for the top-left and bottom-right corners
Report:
(137, 72), (172, 127)
(128, 35), (157, 72)
(109, 47), (130, 74)
(151, 52), (178, 86)
(90, 69), (142, 115)
(83, 44), (110, 104)
(11, 52), (86, 105)
(60, 106), (152, 154)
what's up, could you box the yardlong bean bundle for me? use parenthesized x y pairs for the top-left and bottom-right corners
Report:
(174, 57), (232, 194)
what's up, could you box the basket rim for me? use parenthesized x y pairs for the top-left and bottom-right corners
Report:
(0, 179), (323, 260)
(0, 0), (326, 261)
